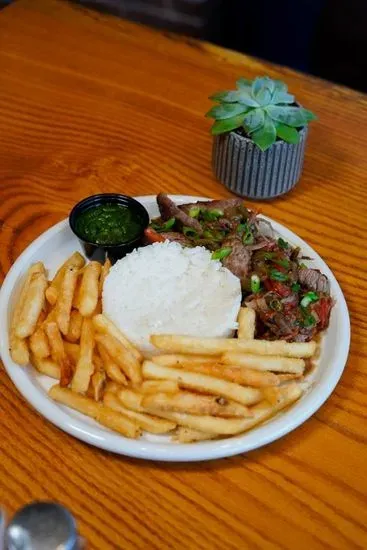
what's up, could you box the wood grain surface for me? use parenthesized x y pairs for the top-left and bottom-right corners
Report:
(0, 1), (366, 548)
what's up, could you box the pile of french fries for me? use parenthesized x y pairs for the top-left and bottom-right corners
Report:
(9, 252), (316, 443)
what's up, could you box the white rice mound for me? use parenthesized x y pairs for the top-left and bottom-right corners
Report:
(102, 241), (241, 354)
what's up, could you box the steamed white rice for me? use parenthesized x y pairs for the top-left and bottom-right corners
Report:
(102, 241), (241, 354)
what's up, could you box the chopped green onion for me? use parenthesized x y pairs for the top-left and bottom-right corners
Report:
(300, 263), (307, 269)
(250, 274), (261, 293)
(269, 299), (283, 312)
(302, 314), (316, 327)
(237, 223), (247, 233)
(189, 206), (200, 218)
(203, 229), (214, 239)
(243, 229), (254, 245)
(291, 283), (300, 292)
(211, 247), (232, 261)
(275, 258), (290, 269)
(300, 291), (319, 308)
(183, 226), (198, 238)
(269, 269), (288, 282)
(150, 217), (175, 232)
(202, 208), (224, 221)
(264, 252), (275, 260)
(278, 237), (289, 249)
(161, 217), (175, 231)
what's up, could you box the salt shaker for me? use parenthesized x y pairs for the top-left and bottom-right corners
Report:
(6, 502), (80, 550)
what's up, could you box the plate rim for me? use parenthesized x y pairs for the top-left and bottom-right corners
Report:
(0, 195), (351, 462)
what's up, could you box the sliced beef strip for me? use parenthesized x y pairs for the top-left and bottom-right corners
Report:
(180, 197), (245, 219)
(160, 232), (192, 247)
(298, 268), (330, 294)
(221, 236), (252, 279)
(157, 193), (202, 233)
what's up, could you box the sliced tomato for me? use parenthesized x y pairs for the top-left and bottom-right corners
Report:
(264, 279), (292, 297)
(313, 297), (332, 329)
(144, 228), (166, 243)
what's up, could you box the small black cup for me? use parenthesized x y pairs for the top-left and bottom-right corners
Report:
(69, 194), (149, 264)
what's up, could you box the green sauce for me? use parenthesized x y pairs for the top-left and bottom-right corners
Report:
(75, 203), (143, 245)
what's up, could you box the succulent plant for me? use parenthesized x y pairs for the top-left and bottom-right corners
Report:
(206, 76), (317, 151)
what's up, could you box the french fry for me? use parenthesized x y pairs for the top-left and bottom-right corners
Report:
(139, 380), (179, 395)
(64, 342), (80, 365)
(174, 427), (217, 443)
(277, 373), (303, 382)
(16, 265), (47, 339)
(90, 370), (106, 401)
(45, 322), (73, 387)
(117, 389), (144, 412)
(97, 343), (128, 385)
(78, 261), (101, 317)
(153, 354), (216, 368)
(142, 391), (251, 418)
(29, 326), (50, 359)
(262, 386), (282, 406)
(91, 299), (102, 316)
(104, 392), (176, 434)
(222, 353), (305, 374)
(71, 318), (95, 393)
(142, 362), (262, 406)
(32, 356), (60, 379)
(97, 407), (141, 438)
(146, 384), (302, 435)
(45, 286), (58, 306)
(49, 385), (140, 438)
(99, 257), (111, 295)
(46, 252), (85, 306)
(92, 314), (142, 362)
(178, 362), (279, 388)
(42, 306), (57, 327)
(9, 263), (39, 365)
(55, 266), (79, 335)
(72, 274), (82, 309)
(65, 309), (83, 343)
(151, 335), (316, 358)
(105, 381), (122, 394)
(237, 307), (256, 339)
(95, 333), (142, 386)
(50, 384), (100, 416)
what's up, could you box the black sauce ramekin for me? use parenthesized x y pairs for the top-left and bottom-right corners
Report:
(69, 194), (149, 264)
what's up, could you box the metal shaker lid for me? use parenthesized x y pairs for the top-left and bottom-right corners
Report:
(6, 501), (78, 550)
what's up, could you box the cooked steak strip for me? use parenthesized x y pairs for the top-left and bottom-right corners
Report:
(157, 193), (202, 233)
(180, 197), (245, 219)
(221, 236), (252, 279)
(298, 268), (330, 294)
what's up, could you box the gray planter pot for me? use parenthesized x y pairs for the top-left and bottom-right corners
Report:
(212, 126), (308, 199)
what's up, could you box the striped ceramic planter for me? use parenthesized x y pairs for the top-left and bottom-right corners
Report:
(212, 126), (308, 199)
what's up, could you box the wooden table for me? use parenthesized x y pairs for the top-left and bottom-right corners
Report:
(0, 1), (366, 548)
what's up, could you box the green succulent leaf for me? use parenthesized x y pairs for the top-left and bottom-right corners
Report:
(251, 115), (277, 151)
(205, 103), (248, 120)
(303, 109), (318, 122)
(267, 105), (308, 127)
(273, 80), (288, 93)
(236, 91), (259, 107)
(211, 114), (245, 135)
(209, 91), (242, 103)
(255, 88), (272, 106)
(243, 108), (265, 134)
(252, 76), (274, 98)
(236, 78), (252, 90)
(275, 123), (300, 144)
(271, 91), (295, 104)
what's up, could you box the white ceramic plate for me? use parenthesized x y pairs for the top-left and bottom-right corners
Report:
(0, 195), (350, 462)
